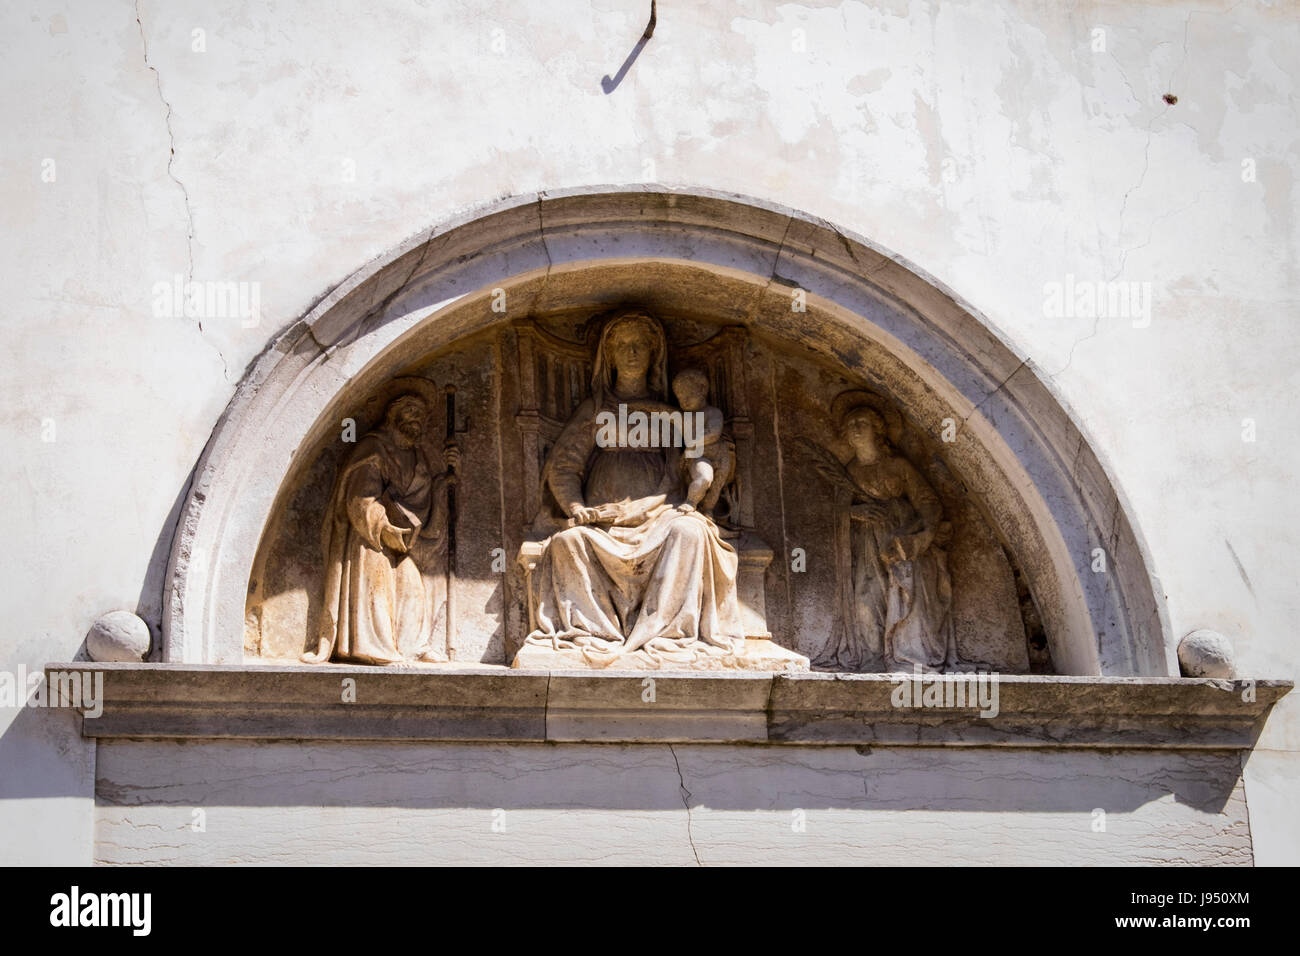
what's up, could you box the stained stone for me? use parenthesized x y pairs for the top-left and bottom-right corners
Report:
(86, 611), (151, 663)
(249, 303), (1043, 675)
(1178, 629), (1235, 678)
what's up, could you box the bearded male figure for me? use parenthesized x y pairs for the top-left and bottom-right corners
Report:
(302, 394), (458, 665)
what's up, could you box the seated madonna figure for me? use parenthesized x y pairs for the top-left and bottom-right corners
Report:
(524, 310), (746, 666)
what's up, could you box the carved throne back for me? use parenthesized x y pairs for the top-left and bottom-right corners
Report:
(512, 318), (758, 532)
(512, 320), (594, 530)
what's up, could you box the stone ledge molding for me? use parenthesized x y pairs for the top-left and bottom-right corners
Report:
(56, 663), (1290, 749)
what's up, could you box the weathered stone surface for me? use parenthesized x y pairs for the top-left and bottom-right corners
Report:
(85, 611), (151, 663)
(250, 303), (1046, 677)
(1242, 748), (1300, 866)
(1178, 629), (1235, 678)
(171, 194), (1172, 681)
(59, 663), (1290, 749)
(93, 740), (1254, 866)
(804, 391), (965, 671)
(513, 638), (809, 674)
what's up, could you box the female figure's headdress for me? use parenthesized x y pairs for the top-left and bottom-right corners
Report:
(590, 309), (669, 406)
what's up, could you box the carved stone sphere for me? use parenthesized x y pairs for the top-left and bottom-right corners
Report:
(87, 611), (151, 662)
(1177, 629), (1235, 678)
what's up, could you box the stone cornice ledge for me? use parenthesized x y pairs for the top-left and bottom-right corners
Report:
(53, 664), (1291, 749)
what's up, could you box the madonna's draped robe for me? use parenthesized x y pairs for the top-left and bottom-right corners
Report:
(526, 396), (745, 665)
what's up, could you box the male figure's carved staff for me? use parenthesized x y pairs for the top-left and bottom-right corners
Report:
(445, 385), (458, 659)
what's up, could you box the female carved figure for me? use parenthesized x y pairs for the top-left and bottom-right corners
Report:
(302, 394), (458, 665)
(524, 310), (746, 665)
(807, 393), (958, 672)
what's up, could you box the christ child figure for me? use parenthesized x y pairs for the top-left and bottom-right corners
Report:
(672, 368), (735, 517)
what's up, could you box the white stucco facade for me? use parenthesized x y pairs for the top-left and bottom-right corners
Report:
(2, 0), (1296, 865)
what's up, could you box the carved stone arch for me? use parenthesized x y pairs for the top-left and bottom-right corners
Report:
(164, 186), (1171, 676)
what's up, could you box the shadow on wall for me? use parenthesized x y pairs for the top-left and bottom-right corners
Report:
(92, 738), (1243, 815)
(52, 465), (193, 666)
(601, 0), (656, 93)
(0, 472), (191, 804)
(0, 706), (91, 801)
(133, 466), (197, 662)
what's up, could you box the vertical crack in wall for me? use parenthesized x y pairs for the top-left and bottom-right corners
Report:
(667, 744), (701, 866)
(133, 0), (195, 288)
(134, 2), (231, 381)
(1108, 6), (1220, 285)
(1111, 112), (1159, 283)
(1056, 10), (1211, 383)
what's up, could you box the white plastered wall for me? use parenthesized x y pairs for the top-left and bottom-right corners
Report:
(1, 0), (1295, 864)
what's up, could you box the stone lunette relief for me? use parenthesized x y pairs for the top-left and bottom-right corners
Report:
(254, 305), (1040, 674)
